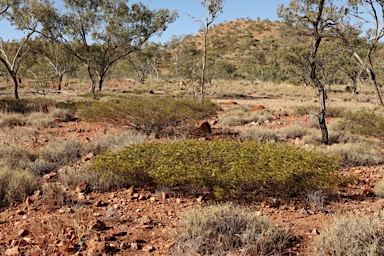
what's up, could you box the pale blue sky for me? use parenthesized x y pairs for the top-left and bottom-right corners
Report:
(0, 0), (291, 43)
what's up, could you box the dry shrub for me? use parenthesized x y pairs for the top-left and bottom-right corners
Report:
(324, 142), (384, 167)
(87, 131), (147, 155)
(315, 215), (384, 256)
(40, 183), (68, 209)
(39, 137), (85, 167)
(177, 204), (292, 255)
(278, 123), (308, 140)
(49, 107), (76, 122)
(305, 190), (325, 213)
(219, 106), (275, 127)
(25, 112), (58, 128)
(0, 167), (38, 206)
(239, 126), (278, 142)
(302, 129), (322, 145)
(0, 144), (35, 169)
(0, 113), (26, 127)
(57, 166), (115, 192)
(374, 178), (384, 198)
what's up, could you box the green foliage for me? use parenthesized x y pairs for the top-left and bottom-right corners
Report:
(78, 96), (219, 137)
(0, 167), (38, 206)
(88, 140), (339, 197)
(342, 110), (384, 139)
(315, 216), (384, 256)
(177, 204), (292, 255)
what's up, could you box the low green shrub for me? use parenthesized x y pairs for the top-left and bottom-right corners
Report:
(78, 96), (219, 137)
(176, 204), (292, 255)
(0, 167), (38, 206)
(88, 140), (339, 197)
(315, 215), (384, 256)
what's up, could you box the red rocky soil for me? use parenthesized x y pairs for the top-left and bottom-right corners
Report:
(0, 112), (383, 255)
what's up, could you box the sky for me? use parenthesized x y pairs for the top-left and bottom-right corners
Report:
(0, 0), (291, 43)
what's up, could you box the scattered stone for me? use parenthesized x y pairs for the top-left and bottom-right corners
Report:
(138, 194), (147, 200)
(81, 152), (94, 163)
(16, 210), (26, 215)
(126, 186), (135, 196)
(42, 172), (57, 182)
(131, 242), (139, 251)
(310, 228), (320, 235)
(161, 192), (168, 200)
(77, 192), (86, 200)
(361, 185), (375, 197)
(94, 200), (102, 207)
(87, 237), (106, 252)
(138, 215), (151, 225)
(89, 220), (107, 231)
(143, 245), (156, 253)
(120, 241), (130, 249)
(4, 246), (19, 256)
(18, 229), (29, 237)
(75, 181), (91, 194)
(176, 198), (182, 204)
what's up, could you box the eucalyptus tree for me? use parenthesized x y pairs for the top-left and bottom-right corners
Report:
(126, 42), (162, 84)
(0, 0), (44, 99)
(0, 0), (18, 15)
(27, 37), (77, 91)
(39, 0), (177, 93)
(337, 0), (384, 105)
(191, 0), (225, 99)
(278, 0), (343, 145)
(164, 34), (192, 80)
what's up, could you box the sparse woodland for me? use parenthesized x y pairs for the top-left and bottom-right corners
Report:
(1, 0), (384, 255)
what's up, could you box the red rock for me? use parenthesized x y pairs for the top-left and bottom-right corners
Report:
(199, 121), (212, 134)
(219, 101), (238, 106)
(89, 220), (107, 231)
(250, 105), (266, 112)
(361, 185), (375, 196)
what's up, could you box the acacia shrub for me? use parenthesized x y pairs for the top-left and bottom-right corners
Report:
(88, 140), (339, 197)
(78, 96), (219, 137)
(342, 110), (384, 139)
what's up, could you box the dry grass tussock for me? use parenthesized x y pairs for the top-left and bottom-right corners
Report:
(176, 204), (292, 255)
